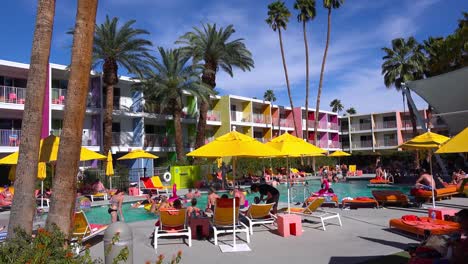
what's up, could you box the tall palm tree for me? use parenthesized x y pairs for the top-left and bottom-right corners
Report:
(93, 16), (153, 157)
(176, 24), (254, 149)
(382, 37), (426, 169)
(314, 0), (344, 145)
(382, 37), (427, 138)
(345, 107), (356, 115)
(329, 98), (343, 114)
(267, 1), (299, 135)
(294, 0), (316, 139)
(137, 48), (213, 161)
(46, 0), (98, 237)
(263, 89), (277, 102)
(8, 0), (56, 238)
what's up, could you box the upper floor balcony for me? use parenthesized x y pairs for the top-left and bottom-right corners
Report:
(0, 129), (21, 147)
(329, 141), (340, 148)
(51, 88), (101, 108)
(328, 122), (339, 130)
(375, 138), (398, 148)
(231, 111), (251, 123)
(112, 132), (140, 147)
(374, 121), (397, 130)
(206, 110), (221, 122)
(252, 113), (271, 124)
(143, 133), (175, 148)
(350, 123), (372, 131)
(50, 129), (99, 146)
(273, 118), (294, 128)
(306, 120), (328, 129)
(0, 86), (26, 105)
(353, 140), (373, 149)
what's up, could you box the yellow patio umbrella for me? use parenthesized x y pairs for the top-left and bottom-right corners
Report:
(117, 149), (159, 160)
(187, 131), (282, 252)
(399, 131), (450, 208)
(329, 150), (351, 157)
(117, 149), (159, 192)
(435, 127), (468, 154)
(8, 165), (16, 182)
(37, 162), (47, 208)
(0, 136), (106, 165)
(265, 132), (326, 213)
(106, 151), (114, 189)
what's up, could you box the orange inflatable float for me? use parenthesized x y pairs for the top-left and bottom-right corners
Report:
(389, 215), (460, 237)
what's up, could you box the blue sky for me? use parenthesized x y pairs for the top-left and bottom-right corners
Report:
(0, 0), (466, 113)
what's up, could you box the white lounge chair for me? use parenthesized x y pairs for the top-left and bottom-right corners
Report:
(154, 208), (191, 250)
(243, 203), (276, 235)
(282, 198), (342, 231)
(212, 198), (250, 246)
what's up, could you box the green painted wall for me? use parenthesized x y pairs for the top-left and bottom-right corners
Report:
(216, 96), (231, 137)
(170, 165), (201, 188)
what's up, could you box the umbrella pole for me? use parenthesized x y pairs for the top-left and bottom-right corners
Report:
(109, 176), (112, 190)
(233, 157), (237, 248)
(41, 180), (44, 208)
(287, 157), (290, 214)
(429, 150), (435, 208)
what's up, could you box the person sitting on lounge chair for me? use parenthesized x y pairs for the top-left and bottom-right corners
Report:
(1, 186), (13, 203)
(187, 198), (202, 217)
(205, 188), (219, 214)
(251, 183), (280, 214)
(92, 179), (106, 194)
(415, 170), (435, 190)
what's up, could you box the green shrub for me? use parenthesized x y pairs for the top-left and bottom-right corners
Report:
(0, 225), (97, 264)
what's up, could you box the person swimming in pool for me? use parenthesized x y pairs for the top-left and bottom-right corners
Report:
(187, 198), (202, 217)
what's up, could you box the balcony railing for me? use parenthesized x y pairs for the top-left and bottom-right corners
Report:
(353, 140), (373, 148)
(51, 88), (67, 105)
(0, 86), (26, 105)
(351, 123), (372, 131)
(144, 133), (175, 148)
(328, 122), (339, 130)
(329, 141), (340, 148)
(375, 121), (396, 129)
(231, 111), (251, 122)
(376, 139), (398, 147)
(112, 132), (139, 146)
(317, 140), (329, 148)
(51, 129), (99, 146)
(207, 110), (221, 122)
(252, 113), (271, 124)
(306, 120), (328, 129)
(0, 129), (21, 146)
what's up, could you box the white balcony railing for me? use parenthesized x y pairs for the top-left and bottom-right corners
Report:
(205, 136), (215, 144)
(0, 129), (21, 146)
(112, 132), (139, 146)
(51, 129), (99, 146)
(329, 141), (340, 148)
(0, 86), (26, 105)
(376, 139), (398, 147)
(231, 111), (251, 122)
(329, 123), (339, 130)
(51, 88), (67, 105)
(207, 110), (221, 122)
(351, 123), (372, 131)
(144, 133), (175, 148)
(252, 113), (271, 124)
(375, 121), (396, 129)
(353, 140), (373, 148)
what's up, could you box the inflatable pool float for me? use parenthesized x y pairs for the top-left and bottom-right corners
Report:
(411, 186), (458, 202)
(341, 197), (379, 209)
(371, 190), (409, 206)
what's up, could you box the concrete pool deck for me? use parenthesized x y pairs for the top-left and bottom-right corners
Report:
(84, 197), (468, 264)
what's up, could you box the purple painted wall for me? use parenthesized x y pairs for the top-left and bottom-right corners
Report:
(41, 65), (49, 138)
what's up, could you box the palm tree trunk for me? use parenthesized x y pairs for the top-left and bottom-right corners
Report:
(407, 98), (420, 169)
(195, 62), (216, 149)
(278, 28), (298, 135)
(8, 0), (56, 238)
(173, 108), (184, 161)
(303, 20), (310, 142)
(46, 0), (98, 237)
(103, 82), (114, 157)
(314, 8), (332, 147)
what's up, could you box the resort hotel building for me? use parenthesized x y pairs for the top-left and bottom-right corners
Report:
(0, 59), (449, 169)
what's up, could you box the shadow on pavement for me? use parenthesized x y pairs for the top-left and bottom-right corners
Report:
(329, 253), (409, 264)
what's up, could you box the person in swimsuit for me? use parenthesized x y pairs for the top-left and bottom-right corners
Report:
(187, 198), (202, 217)
(415, 170), (436, 190)
(251, 183), (280, 214)
(205, 188), (219, 214)
(108, 189), (125, 223)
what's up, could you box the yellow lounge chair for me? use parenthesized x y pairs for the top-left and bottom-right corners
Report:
(244, 203), (276, 235)
(212, 198), (250, 246)
(150, 176), (169, 195)
(72, 211), (108, 253)
(281, 198), (342, 231)
(154, 208), (191, 250)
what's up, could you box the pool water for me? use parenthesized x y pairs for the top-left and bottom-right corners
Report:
(84, 181), (412, 225)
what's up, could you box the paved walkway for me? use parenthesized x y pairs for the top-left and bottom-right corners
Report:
(86, 198), (468, 264)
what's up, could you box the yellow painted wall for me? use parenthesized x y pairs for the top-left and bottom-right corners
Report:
(216, 96), (231, 137)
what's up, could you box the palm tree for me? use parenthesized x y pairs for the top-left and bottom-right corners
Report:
(176, 24), (254, 149)
(137, 48), (213, 161)
(345, 107), (356, 115)
(46, 0), (98, 237)
(314, 0), (344, 146)
(294, 0), (316, 139)
(93, 16), (153, 157)
(329, 99), (343, 114)
(266, 1), (299, 135)
(263, 89), (277, 102)
(8, 0), (56, 238)
(382, 37), (426, 138)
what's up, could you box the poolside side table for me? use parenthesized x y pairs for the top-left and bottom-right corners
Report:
(428, 207), (459, 220)
(189, 217), (210, 240)
(277, 214), (302, 237)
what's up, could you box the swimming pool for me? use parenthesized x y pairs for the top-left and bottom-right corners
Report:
(84, 181), (412, 224)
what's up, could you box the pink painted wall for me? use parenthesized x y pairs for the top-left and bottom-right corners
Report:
(292, 107), (303, 137)
(395, 111), (404, 144)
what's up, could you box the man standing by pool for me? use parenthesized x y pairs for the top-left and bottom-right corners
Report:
(251, 183), (280, 214)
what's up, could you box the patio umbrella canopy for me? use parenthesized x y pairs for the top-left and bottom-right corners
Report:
(399, 131), (450, 208)
(329, 150), (351, 157)
(187, 131), (282, 253)
(117, 149), (159, 160)
(265, 132), (326, 213)
(435, 127), (468, 154)
(106, 151), (114, 189)
(0, 135), (106, 165)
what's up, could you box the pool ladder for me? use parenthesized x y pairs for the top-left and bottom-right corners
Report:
(290, 186), (313, 203)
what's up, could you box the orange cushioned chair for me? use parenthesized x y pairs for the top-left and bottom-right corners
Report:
(389, 215), (460, 238)
(372, 190), (409, 206)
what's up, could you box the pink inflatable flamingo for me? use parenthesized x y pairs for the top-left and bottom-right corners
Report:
(168, 183), (180, 203)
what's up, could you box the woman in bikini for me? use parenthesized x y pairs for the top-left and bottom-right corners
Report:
(108, 190), (125, 223)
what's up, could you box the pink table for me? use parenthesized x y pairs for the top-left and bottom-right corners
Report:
(277, 214), (302, 237)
